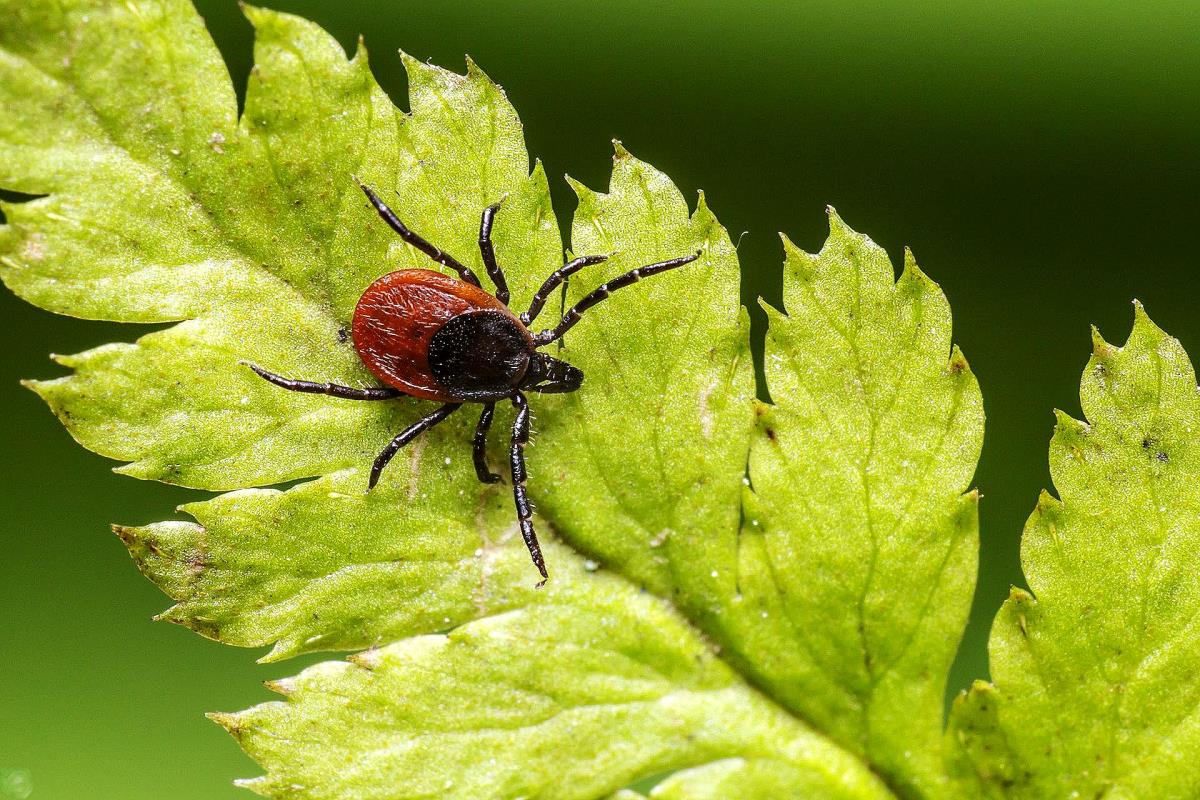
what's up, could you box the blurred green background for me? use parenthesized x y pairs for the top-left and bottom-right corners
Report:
(4, 1), (1200, 796)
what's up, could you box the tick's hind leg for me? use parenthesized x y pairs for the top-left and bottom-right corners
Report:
(478, 202), (510, 305)
(243, 362), (403, 400)
(472, 403), (502, 484)
(370, 402), (462, 489)
(509, 392), (548, 586)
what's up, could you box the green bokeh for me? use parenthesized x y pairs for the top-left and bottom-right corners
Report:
(3, 1), (1199, 797)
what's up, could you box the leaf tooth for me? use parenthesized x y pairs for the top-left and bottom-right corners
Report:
(1007, 586), (1035, 606)
(1051, 410), (1092, 466)
(397, 48), (421, 73)
(948, 344), (972, 377)
(347, 647), (383, 671)
(258, 638), (301, 664)
(239, 3), (267, 26)
(952, 678), (1000, 716)
(612, 138), (632, 160)
(463, 54), (499, 89)
(526, 160), (556, 227)
(232, 776), (275, 797)
(565, 174), (597, 204)
(111, 523), (140, 546)
(1034, 488), (1063, 516)
(898, 246), (933, 290)
(152, 604), (186, 625)
(1090, 324), (1116, 358)
(1127, 298), (1175, 351)
(401, 50), (467, 102)
(825, 204), (849, 236)
(207, 710), (247, 739)
(778, 232), (818, 278)
(350, 33), (368, 68)
(1052, 408), (1089, 438)
(263, 677), (297, 697)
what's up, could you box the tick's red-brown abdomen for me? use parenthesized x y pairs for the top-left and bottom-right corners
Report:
(351, 269), (530, 401)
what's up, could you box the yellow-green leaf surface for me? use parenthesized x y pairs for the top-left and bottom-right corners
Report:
(1, 1), (985, 797)
(745, 222), (983, 799)
(949, 305), (1200, 799)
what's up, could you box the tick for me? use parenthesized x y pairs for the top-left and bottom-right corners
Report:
(245, 179), (700, 585)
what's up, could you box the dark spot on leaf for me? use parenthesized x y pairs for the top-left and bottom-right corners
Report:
(186, 550), (208, 572)
(337, 327), (349, 343)
(764, 427), (777, 442)
(1142, 436), (1156, 449)
(1156, 451), (1169, 463)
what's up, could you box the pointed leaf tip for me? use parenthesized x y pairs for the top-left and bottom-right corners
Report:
(825, 205), (851, 237)
(347, 647), (383, 670)
(1052, 408), (1089, 440)
(1090, 324), (1114, 357)
(1128, 297), (1169, 343)
(111, 524), (138, 544)
(207, 711), (242, 735)
(1007, 586), (1034, 604)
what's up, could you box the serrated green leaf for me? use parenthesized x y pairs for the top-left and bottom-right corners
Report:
(738, 218), (983, 798)
(218, 554), (892, 800)
(949, 304), (1200, 798)
(3, 1), (987, 797)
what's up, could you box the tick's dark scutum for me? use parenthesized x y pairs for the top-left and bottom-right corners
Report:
(428, 310), (531, 393)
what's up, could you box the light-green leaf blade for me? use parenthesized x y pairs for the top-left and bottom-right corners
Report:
(220, 555), (893, 800)
(119, 462), (539, 662)
(950, 304), (1200, 799)
(743, 215), (983, 797)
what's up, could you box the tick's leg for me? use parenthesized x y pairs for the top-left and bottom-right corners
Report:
(521, 255), (608, 326)
(243, 362), (403, 400)
(478, 202), (510, 305)
(370, 403), (462, 489)
(510, 392), (548, 586)
(472, 403), (502, 484)
(533, 251), (701, 345)
(353, 177), (483, 288)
